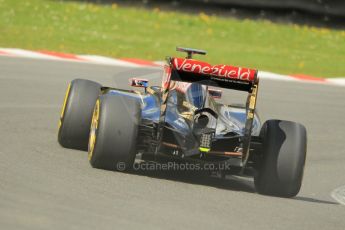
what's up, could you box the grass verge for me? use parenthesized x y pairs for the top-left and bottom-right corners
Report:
(0, 0), (344, 77)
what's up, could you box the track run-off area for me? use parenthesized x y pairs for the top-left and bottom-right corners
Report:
(0, 55), (344, 230)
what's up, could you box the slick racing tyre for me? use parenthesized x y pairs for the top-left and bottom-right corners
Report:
(88, 95), (141, 171)
(58, 79), (101, 150)
(254, 120), (307, 197)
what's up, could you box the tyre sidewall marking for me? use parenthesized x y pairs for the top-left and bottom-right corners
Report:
(58, 82), (71, 129)
(88, 99), (100, 161)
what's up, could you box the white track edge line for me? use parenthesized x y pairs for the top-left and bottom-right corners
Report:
(331, 185), (345, 206)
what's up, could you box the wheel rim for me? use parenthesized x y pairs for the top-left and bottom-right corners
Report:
(88, 99), (100, 161)
(58, 82), (71, 129)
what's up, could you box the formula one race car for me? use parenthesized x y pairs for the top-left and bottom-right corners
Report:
(58, 47), (307, 197)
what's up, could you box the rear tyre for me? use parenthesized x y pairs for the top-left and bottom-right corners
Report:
(254, 120), (307, 197)
(58, 79), (101, 150)
(88, 95), (141, 171)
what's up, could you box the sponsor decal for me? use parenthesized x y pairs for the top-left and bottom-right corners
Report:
(172, 58), (256, 82)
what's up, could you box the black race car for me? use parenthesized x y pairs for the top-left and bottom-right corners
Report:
(58, 47), (307, 197)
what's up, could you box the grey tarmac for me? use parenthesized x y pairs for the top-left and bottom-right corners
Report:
(0, 56), (344, 230)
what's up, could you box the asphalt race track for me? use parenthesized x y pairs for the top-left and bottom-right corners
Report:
(0, 56), (344, 230)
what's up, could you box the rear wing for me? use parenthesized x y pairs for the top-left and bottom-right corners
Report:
(169, 57), (258, 92)
(158, 53), (259, 168)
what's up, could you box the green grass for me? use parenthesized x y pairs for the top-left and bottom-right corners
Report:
(1, 0), (344, 77)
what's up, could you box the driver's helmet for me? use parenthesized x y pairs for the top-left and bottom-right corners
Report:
(186, 83), (207, 109)
(172, 82), (206, 109)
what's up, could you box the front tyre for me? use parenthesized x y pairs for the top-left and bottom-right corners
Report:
(88, 95), (141, 171)
(58, 79), (101, 150)
(254, 120), (307, 197)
